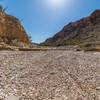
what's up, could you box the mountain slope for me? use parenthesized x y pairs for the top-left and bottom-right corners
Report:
(42, 9), (100, 46)
(0, 7), (30, 46)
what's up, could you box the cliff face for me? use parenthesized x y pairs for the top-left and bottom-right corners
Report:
(43, 9), (100, 46)
(0, 8), (30, 45)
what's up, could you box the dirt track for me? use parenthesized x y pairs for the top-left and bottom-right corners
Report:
(0, 50), (100, 100)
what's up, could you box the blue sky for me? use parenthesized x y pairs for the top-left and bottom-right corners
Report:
(1, 0), (100, 43)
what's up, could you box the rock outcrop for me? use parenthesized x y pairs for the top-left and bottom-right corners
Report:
(0, 7), (30, 46)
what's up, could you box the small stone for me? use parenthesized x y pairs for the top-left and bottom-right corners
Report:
(96, 87), (100, 90)
(4, 95), (19, 100)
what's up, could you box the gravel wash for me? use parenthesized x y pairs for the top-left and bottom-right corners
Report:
(0, 50), (100, 100)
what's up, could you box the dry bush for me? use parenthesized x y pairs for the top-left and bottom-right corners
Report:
(84, 47), (100, 52)
(77, 41), (100, 51)
(19, 48), (48, 51)
(0, 45), (12, 50)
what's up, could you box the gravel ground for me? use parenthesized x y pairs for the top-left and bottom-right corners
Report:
(0, 50), (100, 100)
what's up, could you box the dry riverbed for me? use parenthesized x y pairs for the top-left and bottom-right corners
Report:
(0, 50), (100, 100)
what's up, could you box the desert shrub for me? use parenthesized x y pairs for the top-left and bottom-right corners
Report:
(84, 47), (100, 52)
(40, 40), (82, 47)
(39, 42), (56, 47)
(0, 45), (11, 50)
(79, 41), (100, 48)
(19, 48), (48, 51)
(82, 43), (92, 47)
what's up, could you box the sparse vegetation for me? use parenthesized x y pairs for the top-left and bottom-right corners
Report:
(19, 48), (49, 51)
(40, 40), (82, 47)
(84, 47), (100, 51)
(0, 45), (12, 50)
(77, 41), (100, 51)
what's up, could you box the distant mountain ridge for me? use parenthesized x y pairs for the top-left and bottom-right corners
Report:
(42, 9), (100, 46)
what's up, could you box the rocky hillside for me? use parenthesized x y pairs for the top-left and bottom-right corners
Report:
(42, 9), (100, 46)
(0, 6), (30, 46)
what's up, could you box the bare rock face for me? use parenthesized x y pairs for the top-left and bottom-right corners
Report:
(90, 9), (100, 24)
(0, 8), (30, 46)
(43, 9), (100, 46)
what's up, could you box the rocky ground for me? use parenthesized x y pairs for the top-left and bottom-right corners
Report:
(0, 50), (100, 100)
